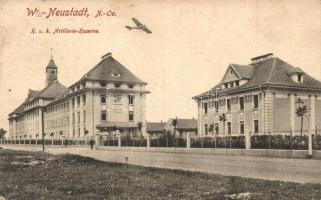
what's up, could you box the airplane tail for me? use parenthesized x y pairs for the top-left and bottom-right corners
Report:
(125, 26), (132, 30)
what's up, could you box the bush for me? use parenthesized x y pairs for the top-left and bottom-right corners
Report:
(191, 136), (245, 149)
(251, 134), (309, 150)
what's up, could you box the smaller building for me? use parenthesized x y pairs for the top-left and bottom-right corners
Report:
(164, 118), (198, 138)
(146, 122), (166, 139)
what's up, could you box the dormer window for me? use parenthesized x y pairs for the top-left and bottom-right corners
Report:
(224, 83), (228, 89)
(114, 83), (121, 88)
(100, 81), (107, 87)
(298, 74), (302, 82)
(229, 82), (234, 88)
(111, 72), (121, 77)
(128, 84), (134, 89)
(287, 67), (305, 83)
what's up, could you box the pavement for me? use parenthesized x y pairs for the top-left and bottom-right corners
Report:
(2, 145), (321, 184)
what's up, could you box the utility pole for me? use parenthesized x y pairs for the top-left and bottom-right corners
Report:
(41, 108), (45, 152)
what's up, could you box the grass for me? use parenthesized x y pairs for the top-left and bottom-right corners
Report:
(0, 149), (320, 200)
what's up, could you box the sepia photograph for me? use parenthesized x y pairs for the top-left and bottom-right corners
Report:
(0, 0), (321, 199)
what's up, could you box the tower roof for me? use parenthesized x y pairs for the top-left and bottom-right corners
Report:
(46, 58), (57, 69)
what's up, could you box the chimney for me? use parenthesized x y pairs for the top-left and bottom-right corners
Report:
(101, 52), (112, 60)
(251, 53), (273, 64)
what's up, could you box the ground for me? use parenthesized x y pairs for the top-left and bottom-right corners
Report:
(0, 149), (321, 200)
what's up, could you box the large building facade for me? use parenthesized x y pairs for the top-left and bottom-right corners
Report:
(193, 53), (321, 138)
(8, 53), (149, 141)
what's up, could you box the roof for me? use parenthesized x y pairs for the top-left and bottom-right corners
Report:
(34, 81), (67, 99)
(77, 53), (147, 85)
(10, 102), (25, 115)
(287, 67), (305, 75)
(96, 121), (138, 128)
(175, 119), (198, 130)
(46, 58), (57, 69)
(146, 122), (165, 132)
(231, 64), (255, 79)
(27, 89), (41, 100)
(194, 56), (321, 99)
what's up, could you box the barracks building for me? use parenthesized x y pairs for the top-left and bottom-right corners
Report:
(8, 53), (149, 141)
(193, 53), (321, 138)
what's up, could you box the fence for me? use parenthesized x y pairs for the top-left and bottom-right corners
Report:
(0, 139), (90, 146)
(2, 131), (321, 151)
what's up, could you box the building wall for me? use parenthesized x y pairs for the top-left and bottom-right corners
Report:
(198, 90), (264, 137)
(197, 88), (321, 137)
(44, 99), (70, 139)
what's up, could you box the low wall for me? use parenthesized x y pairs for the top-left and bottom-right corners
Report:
(2, 144), (321, 159)
(95, 146), (321, 159)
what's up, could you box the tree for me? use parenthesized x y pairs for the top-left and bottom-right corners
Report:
(137, 121), (143, 138)
(171, 118), (178, 136)
(0, 128), (6, 139)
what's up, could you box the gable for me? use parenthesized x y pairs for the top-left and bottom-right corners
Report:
(222, 66), (240, 83)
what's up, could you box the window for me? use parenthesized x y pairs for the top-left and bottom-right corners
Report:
(101, 111), (107, 121)
(227, 122), (231, 135)
(229, 82), (234, 88)
(83, 111), (86, 122)
(101, 96), (106, 104)
(235, 80), (239, 86)
(298, 74), (302, 82)
(254, 120), (259, 133)
(227, 99), (231, 111)
(77, 96), (80, 107)
(128, 84), (134, 89)
(239, 97), (244, 110)
(214, 101), (219, 112)
(72, 113), (75, 124)
(83, 94), (86, 105)
(100, 81), (107, 87)
(129, 111), (134, 121)
(253, 95), (259, 109)
(72, 98), (75, 108)
(224, 83), (228, 89)
(114, 83), (121, 88)
(204, 102), (208, 114)
(77, 112), (80, 123)
(215, 123), (219, 135)
(128, 94), (134, 105)
(111, 72), (121, 77)
(204, 124), (208, 135)
(240, 121), (244, 134)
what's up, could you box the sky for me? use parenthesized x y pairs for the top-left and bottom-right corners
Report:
(0, 0), (321, 131)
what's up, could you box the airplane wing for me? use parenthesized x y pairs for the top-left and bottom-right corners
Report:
(132, 18), (143, 26)
(142, 26), (152, 34)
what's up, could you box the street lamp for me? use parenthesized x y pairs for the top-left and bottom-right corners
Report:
(295, 98), (308, 138)
(219, 113), (227, 148)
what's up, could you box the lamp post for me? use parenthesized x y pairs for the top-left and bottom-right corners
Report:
(219, 113), (227, 148)
(295, 98), (307, 138)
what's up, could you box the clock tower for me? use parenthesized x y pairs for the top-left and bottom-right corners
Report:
(46, 58), (58, 87)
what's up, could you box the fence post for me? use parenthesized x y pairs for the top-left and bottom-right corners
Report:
(290, 130), (293, 150)
(186, 132), (191, 149)
(118, 135), (121, 147)
(95, 133), (101, 146)
(268, 131), (271, 149)
(246, 131), (251, 150)
(146, 134), (150, 148)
